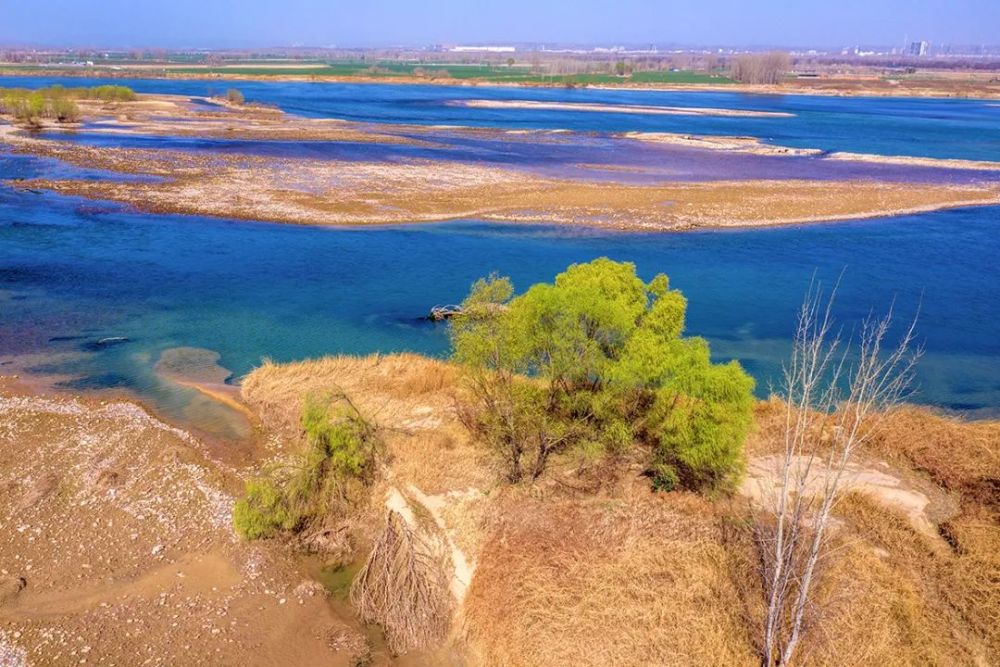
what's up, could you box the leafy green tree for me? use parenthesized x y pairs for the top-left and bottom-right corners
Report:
(451, 258), (754, 491)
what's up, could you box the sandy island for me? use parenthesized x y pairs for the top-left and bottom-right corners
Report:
(449, 99), (794, 118)
(2, 93), (999, 231)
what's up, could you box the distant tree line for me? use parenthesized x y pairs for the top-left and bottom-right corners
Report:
(728, 52), (791, 84)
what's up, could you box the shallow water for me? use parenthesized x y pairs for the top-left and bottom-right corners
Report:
(1, 161), (997, 429)
(3, 75), (1000, 161)
(33, 127), (997, 186)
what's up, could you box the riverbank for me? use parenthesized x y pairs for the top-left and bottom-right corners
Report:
(0, 377), (367, 666)
(5, 351), (996, 664)
(3, 65), (999, 100)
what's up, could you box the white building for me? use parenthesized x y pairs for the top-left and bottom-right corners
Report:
(450, 46), (516, 53)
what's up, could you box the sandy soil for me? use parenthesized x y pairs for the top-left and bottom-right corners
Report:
(63, 94), (432, 144)
(624, 131), (824, 156)
(0, 380), (367, 666)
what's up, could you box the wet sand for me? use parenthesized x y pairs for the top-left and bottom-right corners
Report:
(0, 380), (365, 666)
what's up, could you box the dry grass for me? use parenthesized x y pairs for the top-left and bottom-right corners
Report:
(829, 493), (998, 665)
(745, 401), (999, 663)
(242, 356), (999, 664)
(242, 353), (459, 432)
(869, 406), (1000, 505)
(463, 494), (758, 667)
(242, 353), (490, 494)
(351, 511), (453, 655)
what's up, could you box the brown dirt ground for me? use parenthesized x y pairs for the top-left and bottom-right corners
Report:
(0, 378), (368, 666)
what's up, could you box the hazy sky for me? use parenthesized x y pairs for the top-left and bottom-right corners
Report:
(2, 0), (997, 49)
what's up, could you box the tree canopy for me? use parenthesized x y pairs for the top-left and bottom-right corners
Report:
(451, 257), (755, 491)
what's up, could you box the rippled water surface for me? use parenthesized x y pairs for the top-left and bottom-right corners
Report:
(1, 159), (997, 419)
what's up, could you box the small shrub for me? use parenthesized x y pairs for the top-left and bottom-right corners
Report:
(233, 479), (291, 539)
(650, 464), (680, 492)
(233, 393), (380, 540)
(50, 97), (81, 122)
(225, 88), (245, 105)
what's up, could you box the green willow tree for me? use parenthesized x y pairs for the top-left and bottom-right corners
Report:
(451, 258), (755, 491)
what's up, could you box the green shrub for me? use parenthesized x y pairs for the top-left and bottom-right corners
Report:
(233, 479), (291, 539)
(233, 394), (380, 541)
(650, 463), (680, 492)
(50, 97), (81, 122)
(0, 85), (136, 124)
(451, 258), (755, 492)
(84, 85), (137, 101)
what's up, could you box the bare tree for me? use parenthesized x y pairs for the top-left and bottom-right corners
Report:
(730, 51), (791, 84)
(756, 280), (920, 666)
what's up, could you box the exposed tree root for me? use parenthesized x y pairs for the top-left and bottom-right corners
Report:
(350, 510), (453, 655)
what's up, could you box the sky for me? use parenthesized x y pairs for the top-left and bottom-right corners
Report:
(1, 0), (997, 49)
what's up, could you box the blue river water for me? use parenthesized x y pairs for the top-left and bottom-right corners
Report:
(1, 162), (997, 417)
(1, 76), (999, 161)
(0, 78), (998, 433)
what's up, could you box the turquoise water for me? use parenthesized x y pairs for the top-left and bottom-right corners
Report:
(2, 76), (1000, 161)
(1, 161), (997, 420)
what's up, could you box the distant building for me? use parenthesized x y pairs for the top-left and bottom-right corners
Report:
(909, 40), (929, 56)
(449, 46), (516, 53)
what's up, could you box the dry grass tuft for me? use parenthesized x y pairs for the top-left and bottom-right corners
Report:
(242, 353), (459, 433)
(463, 495), (758, 667)
(869, 406), (1000, 505)
(242, 354), (490, 494)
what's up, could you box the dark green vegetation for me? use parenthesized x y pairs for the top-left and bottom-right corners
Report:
(451, 258), (755, 492)
(167, 62), (732, 85)
(0, 84), (135, 124)
(1, 59), (732, 86)
(233, 395), (381, 540)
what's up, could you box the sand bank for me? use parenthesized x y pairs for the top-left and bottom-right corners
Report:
(450, 98), (794, 117)
(3, 101), (998, 232)
(623, 131), (823, 156)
